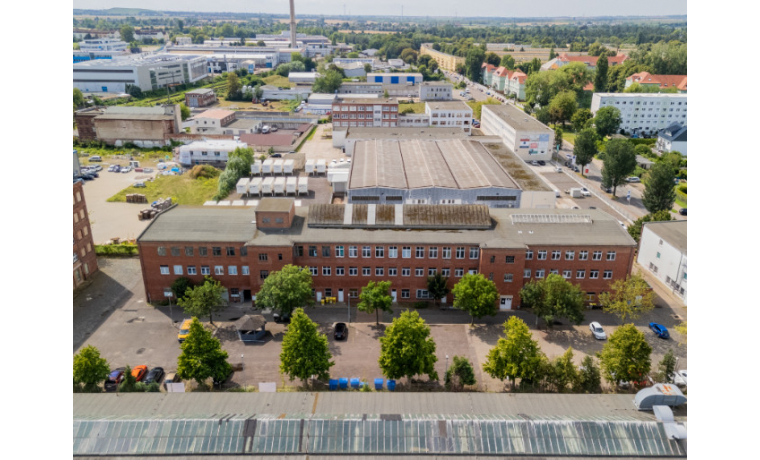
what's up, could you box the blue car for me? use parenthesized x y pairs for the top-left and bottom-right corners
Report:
(649, 322), (670, 339)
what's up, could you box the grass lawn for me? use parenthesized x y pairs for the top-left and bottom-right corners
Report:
(398, 102), (426, 114)
(262, 74), (293, 88)
(563, 132), (577, 145)
(107, 174), (219, 206)
(76, 147), (171, 161)
(675, 197), (687, 208)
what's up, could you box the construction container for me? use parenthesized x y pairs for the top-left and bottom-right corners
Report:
(262, 159), (274, 175)
(249, 177), (262, 195)
(261, 176), (275, 195)
(273, 159), (284, 175)
(236, 177), (250, 196)
(316, 159), (327, 174)
(298, 176), (309, 195)
(273, 176), (286, 195)
(283, 159), (295, 175)
(286, 176), (298, 195)
(251, 160), (262, 175)
(305, 159), (315, 174)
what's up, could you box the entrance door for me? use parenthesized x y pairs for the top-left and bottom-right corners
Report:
(391, 289), (397, 302)
(441, 296), (447, 304)
(316, 291), (322, 302)
(338, 289), (344, 302)
(499, 296), (513, 311)
(243, 290), (252, 302)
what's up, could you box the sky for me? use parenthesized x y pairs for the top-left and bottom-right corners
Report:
(73, 0), (687, 18)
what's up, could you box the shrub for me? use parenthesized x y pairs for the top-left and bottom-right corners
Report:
(95, 243), (139, 257)
(189, 164), (220, 179)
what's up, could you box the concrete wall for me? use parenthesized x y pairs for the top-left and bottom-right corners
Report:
(637, 225), (687, 303)
(95, 119), (176, 144)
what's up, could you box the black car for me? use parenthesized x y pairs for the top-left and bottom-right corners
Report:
(79, 174), (95, 181)
(334, 322), (348, 340)
(273, 312), (291, 323)
(600, 184), (612, 193)
(678, 208), (687, 216)
(270, 153), (282, 158)
(537, 160), (546, 166)
(143, 367), (164, 384)
(573, 166), (580, 172)
(104, 368), (125, 392)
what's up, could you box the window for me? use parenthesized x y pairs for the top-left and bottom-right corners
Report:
(212, 247), (222, 256)
(308, 246), (318, 257)
(565, 251), (574, 260)
(375, 246), (384, 258)
(157, 247), (166, 256)
(456, 247), (465, 259)
(349, 246), (358, 258)
(388, 246), (398, 258)
(362, 246), (371, 258)
(362, 267), (371, 276)
(589, 270), (599, 279)
(537, 250), (547, 260)
(376, 267), (384, 276)
(173, 265), (183, 275)
(428, 268), (436, 276)
(550, 269), (559, 275)
(334, 266), (344, 276)
(402, 267), (410, 276)
(563, 270), (572, 279)
(349, 267), (358, 276)
(536, 269), (545, 279)
(295, 246), (304, 257)
(260, 270), (269, 280)
(214, 266), (224, 275)
(259, 253), (268, 261)
(160, 265), (169, 275)
(187, 266), (197, 275)
(523, 269), (531, 278)
(469, 247), (479, 259)
(170, 247), (180, 256)
(579, 250), (588, 260)
(416, 289), (431, 299)
(551, 250), (561, 260)
(505, 256), (515, 264)
(606, 251), (616, 261)
(388, 267), (397, 276)
(201, 266), (210, 275)
(322, 246), (331, 257)
(415, 268), (424, 277)
(429, 247), (438, 259)
(656, 252), (661, 259)
(185, 246), (194, 256)
(322, 266), (331, 276)
(242, 266), (249, 275)
(504, 273), (513, 282)
(592, 251), (603, 261)
(309, 266), (318, 276)
(335, 246), (344, 257)
(226, 247), (235, 256)
(586, 292), (596, 302)
(415, 247), (424, 258)
(603, 270), (613, 279)
(455, 268), (464, 277)
(525, 250), (533, 260)
(576, 270), (585, 279)
(402, 247), (411, 258)
(442, 247), (452, 259)
(401, 289), (410, 299)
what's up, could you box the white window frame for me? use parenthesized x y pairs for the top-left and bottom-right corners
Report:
(565, 251), (574, 260)
(336, 267), (345, 276)
(537, 250), (547, 260)
(322, 266), (331, 276)
(504, 273), (513, 282)
(335, 246), (344, 258)
(562, 270), (572, 279)
(603, 270), (613, 279)
(429, 247), (438, 259)
(388, 267), (397, 276)
(606, 251), (616, 261)
(551, 250), (561, 260)
(362, 246), (371, 258)
(576, 270), (585, 279)
(456, 247), (465, 259)
(416, 247), (425, 258)
(349, 246), (358, 258)
(214, 266), (224, 276)
(375, 246), (384, 258)
(579, 250), (588, 261)
(402, 247), (412, 258)
(362, 267), (371, 276)
(173, 265), (183, 275)
(455, 268), (464, 277)
(242, 266), (249, 275)
(160, 265), (170, 275)
(201, 266), (210, 275)
(592, 251), (603, 261)
(469, 247), (479, 259)
(442, 247), (452, 259)
(349, 267), (358, 276)
(228, 266), (238, 276)
(589, 270), (599, 279)
(388, 246), (398, 258)
(523, 269), (531, 278)
(402, 268), (410, 277)
(536, 269), (545, 279)
(187, 266), (197, 275)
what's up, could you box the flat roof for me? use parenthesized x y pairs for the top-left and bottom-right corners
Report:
(367, 72), (423, 78)
(308, 204), (492, 229)
(239, 132), (298, 147)
(349, 139), (518, 191)
(593, 92), (687, 98)
(482, 104), (553, 132)
(196, 108), (235, 120)
(643, 221), (687, 254)
(186, 88), (214, 95)
(138, 206), (257, 243)
(421, 81), (453, 86)
(255, 198), (294, 213)
(94, 113), (174, 121)
(346, 127), (468, 140)
(225, 118), (262, 129)
(335, 98), (397, 104)
(426, 101), (472, 111)
(179, 139), (247, 149)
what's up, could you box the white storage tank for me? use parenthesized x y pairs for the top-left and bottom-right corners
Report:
(251, 160), (262, 175)
(261, 176), (275, 195)
(262, 159), (274, 175)
(298, 176), (309, 195)
(249, 177), (263, 195)
(236, 177), (250, 195)
(305, 159), (315, 174)
(273, 159), (284, 174)
(286, 176), (298, 194)
(316, 159), (327, 174)
(284, 159), (295, 175)
(273, 176), (286, 195)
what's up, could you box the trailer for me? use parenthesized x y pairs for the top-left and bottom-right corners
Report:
(316, 159), (327, 174)
(298, 176), (309, 195)
(273, 176), (286, 195)
(251, 160), (262, 175)
(249, 177), (263, 195)
(236, 177), (250, 196)
(283, 159), (295, 175)
(262, 159), (274, 175)
(285, 176), (298, 195)
(305, 159), (315, 175)
(273, 159), (284, 175)
(261, 176), (275, 195)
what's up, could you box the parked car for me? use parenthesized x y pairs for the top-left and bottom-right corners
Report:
(625, 177), (640, 183)
(178, 319), (192, 343)
(573, 166), (580, 172)
(104, 368), (125, 391)
(143, 367), (164, 384)
(673, 370), (687, 387)
(270, 153), (282, 158)
(649, 322), (670, 339)
(600, 184), (612, 193)
(89, 156), (102, 162)
(530, 160), (539, 166)
(133, 181), (146, 188)
(121, 166), (132, 173)
(678, 208), (687, 216)
(334, 322), (348, 340)
(273, 312), (291, 323)
(555, 167), (563, 172)
(143, 167), (153, 173)
(80, 174), (94, 181)
(537, 160), (546, 166)
(90, 165), (103, 172)
(163, 372), (181, 389)
(589, 322), (607, 340)
(580, 188), (591, 197)
(131, 365), (148, 382)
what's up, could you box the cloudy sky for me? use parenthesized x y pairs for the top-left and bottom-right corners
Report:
(73, 0), (687, 17)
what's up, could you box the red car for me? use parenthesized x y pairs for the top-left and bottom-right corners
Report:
(131, 365), (148, 382)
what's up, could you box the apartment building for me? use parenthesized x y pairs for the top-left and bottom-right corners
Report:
(625, 72), (687, 93)
(480, 105), (554, 161)
(367, 73), (423, 85)
(78, 38), (128, 53)
(636, 221), (687, 303)
(590, 93), (688, 135)
(420, 44), (465, 71)
(419, 82), (453, 101)
(74, 182), (98, 289)
(425, 101), (473, 134)
(137, 200), (636, 308)
(481, 65), (528, 100)
(331, 98), (399, 128)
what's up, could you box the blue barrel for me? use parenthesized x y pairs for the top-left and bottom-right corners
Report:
(350, 378), (360, 389)
(339, 378), (348, 389)
(329, 379), (338, 391)
(374, 378), (384, 390)
(387, 379), (396, 391)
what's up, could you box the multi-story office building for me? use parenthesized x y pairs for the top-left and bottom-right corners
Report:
(425, 101), (473, 134)
(331, 98), (399, 128)
(591, 93), (688, 135)
(73, 182), (98, 289)
(73, 54), (207, 93)
(480, 105), (554, 161)
(366, 73), (423, 85)
(78, 38), (128, 53)
(637, 221), (687, 303)
(419, 82), (453, 101)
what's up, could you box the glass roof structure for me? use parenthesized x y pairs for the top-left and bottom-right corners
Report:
(73, 415), (686, 457)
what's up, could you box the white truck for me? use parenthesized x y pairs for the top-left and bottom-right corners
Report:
(567, 188), (583, 198)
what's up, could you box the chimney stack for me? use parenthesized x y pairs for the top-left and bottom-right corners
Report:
(289, 0), (297, 49)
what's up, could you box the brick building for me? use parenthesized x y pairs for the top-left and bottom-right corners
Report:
(73, 182), (98, 289)
(331, 98), (399, 128)
(137, 200), (636, 308)
(74, 105), (182, 147)
(184, 88), (217, 108)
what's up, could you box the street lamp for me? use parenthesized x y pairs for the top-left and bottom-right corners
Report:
(164, 291), (174, 327)
(445, 355), (449, 376)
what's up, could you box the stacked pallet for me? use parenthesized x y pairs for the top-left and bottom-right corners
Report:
(126, 194), (148, 204)
(138, 209), (160, 220)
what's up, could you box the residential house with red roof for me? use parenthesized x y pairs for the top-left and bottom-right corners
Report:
(540, 53), (628, 71)
(481, 64), (527, 100)
(625, 72), (687, 93)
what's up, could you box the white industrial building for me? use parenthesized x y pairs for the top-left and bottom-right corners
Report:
(336, 62), (367, 78)
(480, 105), (554, 162)
(78, 38), (128, 53)
(73, 54), (207, 93)
(637, 221), (687, 303)
(425, 101), (473, 135)
(333, 57), (376, 66)
(367, 72), (423, 85)
(304, 94), (337, 115)
(260, 85), (312, 101)
(178, 140), (248, 166)
(590, 93), (688, 136)
(419, 82), (453, 101)
(288, 72), (318, 85)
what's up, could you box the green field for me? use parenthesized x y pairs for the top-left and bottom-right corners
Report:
(262, 75), (293, 88)
(398, 102), (426, 114)
(107, 174), (219, 206)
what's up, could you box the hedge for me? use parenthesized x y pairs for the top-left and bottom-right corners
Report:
(629, 138), (657, 146)
(95, 243), (139, 256)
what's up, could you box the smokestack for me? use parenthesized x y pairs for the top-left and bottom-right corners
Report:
(289, 0), (297, 48)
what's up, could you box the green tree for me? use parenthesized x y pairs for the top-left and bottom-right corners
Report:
(73, 345), (110, 392)
(257, 40), (265, 46)
(177, 317), (232, 387)
(120, 24), (135, 43)
(623, 82), (648, 93)
(535, 107), (551, 125)
(426, 272), (450, 308)
(171, 276), (195, 301)
(347, 51), (359, 58)
(358, 280), (393, 325)
(593, 106), (622, 137)
(627, 210), (672, 242)
(177, 276), (227, 325)
(483, 317), (544, 389)
(599, 274), (655, 322)
(594, 50), (609, 92)
(549, 347), (579, 393)
(445, 356), (476, 390)
(559, 62), (592, 94)
(598, 324), (652, 385)
(577, 355), (602, 393)
(379, 310), (439, 383)
(464, 47), (485, 81)
(485, 52), (501, 66)
(587, 42), (604, 56)
(364, 63), (372, 73)
(519, 274), (585, 328)
(255, 265), (314, 317)
(674, 321), (687, 346)
(73, 88), (85, 109)
(279, 308), (334, 384)
(312, 70), (343, 93)
(400, 48), (418, 64)
(548, 91), (577, 127)
(118, 365), (138, 392)
(500, 54), (516, 70)
(553, 127), (563, 151)
(571, 108), (592, 133)
(655, 349), (677, 383)
(549, 47), (556, 60)
(451, 273), (499, 325)
(226, 72), (241, 98)
(573, 128), (598, 176)
(383, 89), (389, 98)
(642, 162), (676, 213)
(179, 103), (191, 121)
(601, 138), (637, 196)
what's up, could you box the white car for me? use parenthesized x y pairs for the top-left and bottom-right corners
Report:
(121, 166), (132, 173)
(673, 370), (687, 387)
(580, 187), (591, 197)
(625, 177), (641, 183)
(589, 322), (607, 340)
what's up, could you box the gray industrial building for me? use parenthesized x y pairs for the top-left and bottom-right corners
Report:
(73, 54), (208, 93)
(480, 104), (555, 162)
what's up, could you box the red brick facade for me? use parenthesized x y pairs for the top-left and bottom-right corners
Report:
(332, 99), (399, 128)
(73, 182), (99, 288)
